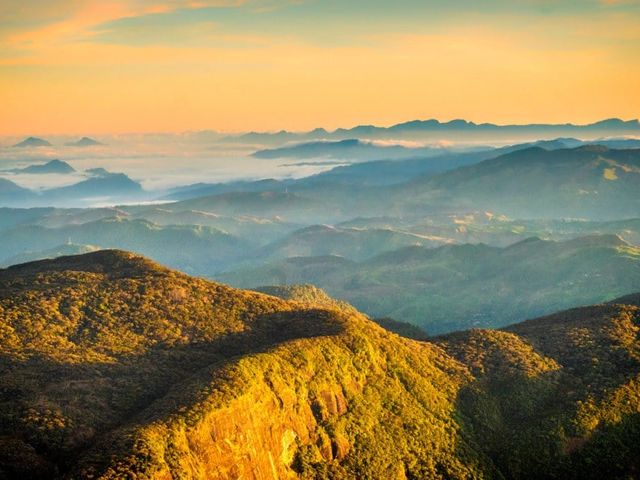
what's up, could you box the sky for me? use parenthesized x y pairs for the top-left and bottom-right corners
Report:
(1, 0), (639, 135)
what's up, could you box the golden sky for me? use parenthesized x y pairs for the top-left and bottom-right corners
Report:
(1, 0), (639, 135)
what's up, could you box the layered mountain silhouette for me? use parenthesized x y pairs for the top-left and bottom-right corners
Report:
(0, 251), (638, 479)
(223, 117), (640, 143)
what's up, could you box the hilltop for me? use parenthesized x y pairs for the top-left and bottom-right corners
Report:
(0, 250), (638, 478)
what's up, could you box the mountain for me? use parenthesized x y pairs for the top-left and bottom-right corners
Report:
(397, 146), (640, 219)
(0, 251), (638, 479)
(219, 234), (640, 333)
(163, 145), (640, 224)
(12, 136), (52, 147)
(65, 137), (103, 147)
(0, 178), (35, 206)
(9, 159), (75, 174)
(252, 138), (450, 161)
(222, 118), (640, 144)
(42, 172), (144, 204)
(436, 299), (640, 479)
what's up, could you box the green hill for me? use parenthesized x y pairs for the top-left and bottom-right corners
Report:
(0, 251), (639, 478)
(220, 234), (640, 333)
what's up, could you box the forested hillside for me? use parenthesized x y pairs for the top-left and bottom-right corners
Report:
(0, 251), (638, 479)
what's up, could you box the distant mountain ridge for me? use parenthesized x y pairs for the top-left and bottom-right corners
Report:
(223, 117), (640, 144)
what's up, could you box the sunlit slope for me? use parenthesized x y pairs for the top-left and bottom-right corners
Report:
(1, 251), (639, 479)
(440, 301), (640, 479)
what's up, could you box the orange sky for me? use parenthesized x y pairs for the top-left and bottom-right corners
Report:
(1, 1), (639, 135)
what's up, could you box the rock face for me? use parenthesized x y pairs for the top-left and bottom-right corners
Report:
(0, 251), (639, 479)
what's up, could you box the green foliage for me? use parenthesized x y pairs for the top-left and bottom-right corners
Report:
(1, 250), (639, 479)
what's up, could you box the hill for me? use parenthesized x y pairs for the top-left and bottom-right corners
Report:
(220, 234), (640, 333)
(12, 137), (52, 148)
(0, 251), (639, 478)
(437, 301), (640, 479)
(398, 146), (640, 219)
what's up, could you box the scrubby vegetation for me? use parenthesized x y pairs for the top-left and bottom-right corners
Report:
(0, 251), (639, 479)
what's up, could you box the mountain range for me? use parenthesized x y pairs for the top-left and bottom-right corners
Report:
(395, 145), (640, 219)
(0, 250), (638, 479)
(222, 118), (640, 144)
